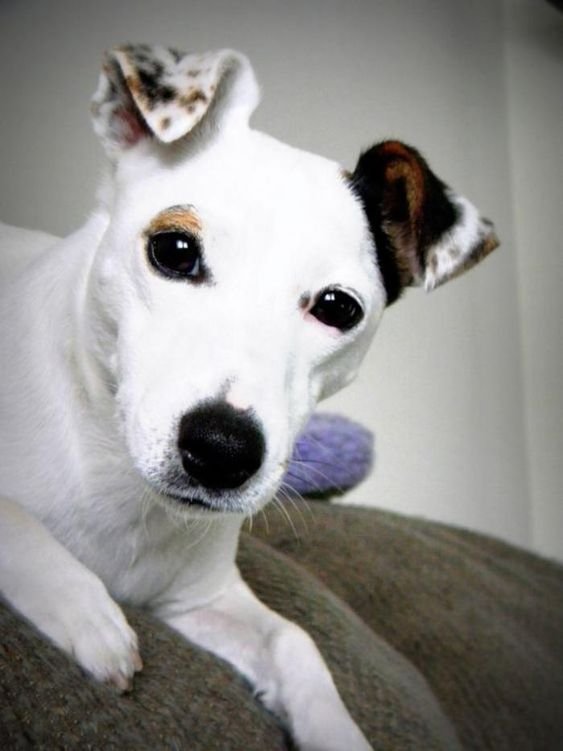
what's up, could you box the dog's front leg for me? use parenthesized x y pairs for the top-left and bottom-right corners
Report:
(0, 497), (142, 690)
(162, 573), (372, 751)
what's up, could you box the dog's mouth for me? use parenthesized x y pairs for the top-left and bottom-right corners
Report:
(139, 452), (284, 517)
(147, 474), (253, 514)
(147, 472), (280, 516)
(160, 487), (217, 511)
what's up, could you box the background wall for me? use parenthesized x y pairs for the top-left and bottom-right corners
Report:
(1, 0), (561, 560)
(502, 0), (563, 563)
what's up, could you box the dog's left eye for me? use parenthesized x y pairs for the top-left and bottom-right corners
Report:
(147, 232), (205, 281)
(310, 288), (364, 331)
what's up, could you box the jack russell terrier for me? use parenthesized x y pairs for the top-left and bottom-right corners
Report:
(0, 45), (498, 750)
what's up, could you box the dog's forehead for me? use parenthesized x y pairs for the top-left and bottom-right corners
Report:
(206, 135), (362, 243)
(121, 129), (366, 248)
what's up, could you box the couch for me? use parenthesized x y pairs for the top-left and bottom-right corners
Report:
(1, 501), (562, 750)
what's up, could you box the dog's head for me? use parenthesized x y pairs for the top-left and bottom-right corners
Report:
(88, 45), (498, 515)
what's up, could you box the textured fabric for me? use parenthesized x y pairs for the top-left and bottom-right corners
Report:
(250, 503), (563, 751)
(1, 502), (562, 750)
(283, 413), (374, 496)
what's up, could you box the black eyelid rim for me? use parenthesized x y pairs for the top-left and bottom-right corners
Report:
(310, 285), (365, 332)
(317, 285), (365, 312)
(145, 229), (213, 285)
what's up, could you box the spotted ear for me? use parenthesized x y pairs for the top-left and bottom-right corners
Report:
(351, 141), (499, 305)
(91, 44), (259, 156)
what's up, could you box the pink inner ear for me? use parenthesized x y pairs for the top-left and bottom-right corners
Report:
(116, 106), (151, 147)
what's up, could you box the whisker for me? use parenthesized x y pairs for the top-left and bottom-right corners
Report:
(258, 507), (270, 535)
(290, 457), (347, 468)
(181, 517), (214, 552)
(277, 482), (312, 532)
(275, 480), (316, 536)
(244, 512), (254, 535)
(271, 493), (300, 539)
(284, 459), (347, 496)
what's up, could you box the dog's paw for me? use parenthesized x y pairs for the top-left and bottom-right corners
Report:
(24, 569), (142, 691)
(63, 583), (143, 692)
(265, 624), (373, 751)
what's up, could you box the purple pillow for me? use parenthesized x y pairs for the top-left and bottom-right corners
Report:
(282, 413), (374, 497)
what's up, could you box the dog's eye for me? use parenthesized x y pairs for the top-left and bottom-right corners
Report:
(310, 288), (364, 331)
(147, 232), (205, 281)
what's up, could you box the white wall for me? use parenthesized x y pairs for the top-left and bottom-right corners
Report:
(0, 0), (560, 559)
(502, 0), (563, 561)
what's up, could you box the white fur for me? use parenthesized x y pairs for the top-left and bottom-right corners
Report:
(423, 191), (492, 291)
(0, 48), (382, 750)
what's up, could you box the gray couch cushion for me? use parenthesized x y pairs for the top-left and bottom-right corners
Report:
(1, 502), (562, 749)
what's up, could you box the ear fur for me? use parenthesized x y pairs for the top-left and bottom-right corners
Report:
(91, 44), (259, 156)
(351, 141), (499, 305)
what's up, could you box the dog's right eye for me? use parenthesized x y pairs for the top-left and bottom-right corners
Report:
(147, 232), (206, 281)
(309, 287), (364, 332)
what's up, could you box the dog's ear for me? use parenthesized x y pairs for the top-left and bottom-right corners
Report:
(91, 44), (259, 156)
(350, 140), (499, 305)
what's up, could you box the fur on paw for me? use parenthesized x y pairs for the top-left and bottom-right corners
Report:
(29, 572), (142, 692)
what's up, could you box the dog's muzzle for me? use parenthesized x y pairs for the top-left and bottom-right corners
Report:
(178, 401), (265, 491)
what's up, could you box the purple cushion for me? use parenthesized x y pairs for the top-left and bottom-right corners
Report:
(283, 413), (374, 497)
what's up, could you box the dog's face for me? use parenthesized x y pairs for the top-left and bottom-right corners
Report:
(88, 46), (498, 515)
(94, 130), (382, 512)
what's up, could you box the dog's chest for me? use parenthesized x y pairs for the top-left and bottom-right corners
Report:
(46, 479), (241, 610)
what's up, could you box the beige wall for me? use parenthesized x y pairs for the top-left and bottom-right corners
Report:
(0, 0), (560, 559)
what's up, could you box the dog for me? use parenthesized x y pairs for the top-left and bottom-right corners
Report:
(0, 45), (498, 750)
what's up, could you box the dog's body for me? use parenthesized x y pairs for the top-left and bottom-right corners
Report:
(0, 46), (497, 750)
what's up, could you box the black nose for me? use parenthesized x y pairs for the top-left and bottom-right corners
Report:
(178, 401), (265, 490)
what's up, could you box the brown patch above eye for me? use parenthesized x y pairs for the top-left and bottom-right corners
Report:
(145, 205), (203, 236)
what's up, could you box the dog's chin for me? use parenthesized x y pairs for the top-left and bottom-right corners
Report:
(142, 474), (273, 517)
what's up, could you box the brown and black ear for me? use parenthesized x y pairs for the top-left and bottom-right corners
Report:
(350, 141), (499, 305)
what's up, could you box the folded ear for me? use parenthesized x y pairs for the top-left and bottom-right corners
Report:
(350, 141), (499, 305)
(91, 44), (259, 156)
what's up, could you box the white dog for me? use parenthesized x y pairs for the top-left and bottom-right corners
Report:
(0, 46), (497, 750)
